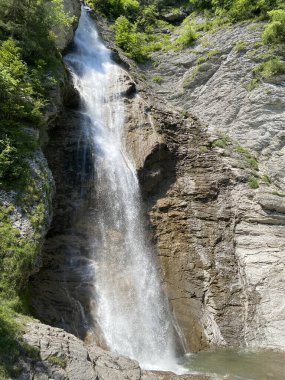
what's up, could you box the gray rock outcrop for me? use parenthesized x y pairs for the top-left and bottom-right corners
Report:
(55, 0), (81, 51)
(18, 322), (213, 380)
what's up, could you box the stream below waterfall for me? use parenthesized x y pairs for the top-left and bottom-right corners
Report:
(182, 349), (285, 380)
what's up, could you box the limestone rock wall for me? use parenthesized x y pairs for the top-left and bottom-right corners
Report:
(139, 20), (285, 350)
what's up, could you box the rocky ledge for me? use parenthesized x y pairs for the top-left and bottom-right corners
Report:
(17, 322), (213, 380)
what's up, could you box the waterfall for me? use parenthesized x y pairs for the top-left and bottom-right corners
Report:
(65, 8), (184, 372)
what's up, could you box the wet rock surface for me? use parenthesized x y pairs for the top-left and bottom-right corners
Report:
(29, 107), (99, 340)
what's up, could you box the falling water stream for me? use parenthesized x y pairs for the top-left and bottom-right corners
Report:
(64, 8), (184, 373)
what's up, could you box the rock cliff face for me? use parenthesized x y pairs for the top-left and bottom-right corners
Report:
(147, 21), (285, 189)
(55, 0), (81, 51)
(139, 20), (285, 350)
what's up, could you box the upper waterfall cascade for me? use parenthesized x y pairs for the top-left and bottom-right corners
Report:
(64, 8), (185, 372)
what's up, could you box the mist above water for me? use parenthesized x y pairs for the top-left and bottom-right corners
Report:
(64, 8), (184, 372)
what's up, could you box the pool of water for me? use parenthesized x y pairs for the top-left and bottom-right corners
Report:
(181, 349), (285, 380)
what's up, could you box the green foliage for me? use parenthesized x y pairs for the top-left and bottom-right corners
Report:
(0, 205), (37, 300)
(235, 145), (258, 169)
(0, 201), (43, 376)
(234, 40), (247, 51)
(200, 145), (209, 153)
(0, 127), (38, 186)
(186, 0), (285, 22)
(262, 9), (285, 44)
(224, 0), (283, 21)
(47, 355), (67, 368)
(0, 1), (71, 375)
(212, 138), (229, 148)
(115, 16), (148, 61)
(194, 16), (229, 32)
(0, 304), (23, 378)
(0, 0), (72, 185)
(138, 4), (159, 29)
(152, 75), (163, 83)
(0, 138), (18, 180)
(253, 57), (285, 78)
(0, 39), (43, 123)
(0, 171), (48, 373)
(0, 301), (40, 378)
(197, 49), (220, 63)
(247, 77), (260, 91)
(91, 0), (140, 20)
(248, 175), (259, 189)
(92, 0), (285, 63)
(175, 24), (200, 48)
(182, 64), (203, 87)
(248, 57), (285, 89)
(46, 0), (76, 29)
(0, 0), (72, 65)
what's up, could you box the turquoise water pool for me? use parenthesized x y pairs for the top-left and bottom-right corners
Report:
(181, 349), (285, 379)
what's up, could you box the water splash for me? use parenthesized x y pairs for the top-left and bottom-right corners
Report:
(65, 8), (184, 372)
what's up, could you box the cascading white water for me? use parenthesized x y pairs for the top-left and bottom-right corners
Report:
(65, 8), (184, 372)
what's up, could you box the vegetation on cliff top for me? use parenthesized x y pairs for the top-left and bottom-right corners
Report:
(88, 0), (285, 63)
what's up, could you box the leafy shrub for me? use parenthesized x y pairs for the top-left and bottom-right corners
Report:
(212, 137), (229, 148)
(0, 138), (21, 181)
(197, 49), (220, 63)
(175, 24), (200, 48)
(253, 57), (285, 78)
(91, 0), (140, 20)
(194, 16), (228, 32)
(0, 39), (43, 123)
(136, 4), (159, 31)
(262, 9), (285, 44)
(184, 0), (285, 22)
(152, 75), (163, 83)
(0, 1), (72, 376)
(115, 16), (148, 61)
(248, 57), (285, 90)
(235, 145), (258, 169)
